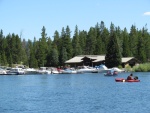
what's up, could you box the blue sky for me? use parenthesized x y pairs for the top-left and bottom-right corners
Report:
(0, 0), (150, 41)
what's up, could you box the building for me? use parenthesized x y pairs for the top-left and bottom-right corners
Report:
(65, 55), (140, 68)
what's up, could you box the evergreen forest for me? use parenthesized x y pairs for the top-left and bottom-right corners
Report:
(0, 21), (150, 68)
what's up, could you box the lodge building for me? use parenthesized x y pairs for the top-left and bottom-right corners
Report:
(65, 55), (140, 68)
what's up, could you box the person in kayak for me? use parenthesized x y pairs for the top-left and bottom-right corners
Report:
(127, 73), (133, 80)
(127, 73), (139, 80)
(134, 76), (138, 80)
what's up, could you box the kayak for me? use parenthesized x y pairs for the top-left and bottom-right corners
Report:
(115, 78), (140, 82)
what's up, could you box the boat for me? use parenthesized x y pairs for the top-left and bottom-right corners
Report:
(61, 69), (73, 74)
(115, 78), (140, 82)
(104, 70), (118, 76)
(0, 68), (7, 75)
(37, 67), (51, 74)
(111, 67), (125, 73)
(92, 64), (111, 73)
(51, 68), (60, 74)
(24, 68), (38, 74)
(77, 66), (96, 73)
(7, 68), (25, 75)
(61, 68), (78, 74)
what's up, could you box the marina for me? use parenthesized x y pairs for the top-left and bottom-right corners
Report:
(0, 65), (125, 75)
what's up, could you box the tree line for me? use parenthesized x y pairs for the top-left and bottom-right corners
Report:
(0, 21), (150, 68)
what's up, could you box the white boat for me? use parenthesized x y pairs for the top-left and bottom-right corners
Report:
(92, 64), (111, 73)
(111, 67), (125, 73)
(77, 66), (96, 73)
(0, 68), (7, 75)
(37, 67), (51, 74)
(24, 68), (38, 74)
(51, 68), (60, 74)
(61, 69), (73, 74)
(61, 68), (79, 74)
(7, 68), (25, 75)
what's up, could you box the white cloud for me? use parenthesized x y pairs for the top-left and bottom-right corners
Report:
(143, 12), (150, 16)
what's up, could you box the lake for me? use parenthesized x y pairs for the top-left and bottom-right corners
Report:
(0, 72), (150, 113)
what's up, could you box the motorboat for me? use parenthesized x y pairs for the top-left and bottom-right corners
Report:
(111, 67), (125, 73)
(51, 68), (60, 74)
(24, 68), (38, 74)
(37, 67), (51, 74)
(92, 64), (111, 73)
(61, 68), (78, 74)
(0, 68), (7, 75)
(7, 68), (25, 75)
(77, 66), (96, 73)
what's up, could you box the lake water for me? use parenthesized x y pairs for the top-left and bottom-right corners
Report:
(0, 72), (150, 113)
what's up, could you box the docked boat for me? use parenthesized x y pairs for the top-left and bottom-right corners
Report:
(24, 68), (38, 74)
(7, 68), (25, 75)
(111, 67), (125, 73)
(77, 66), (96, 73)
(37, 67), (51, 74)
(92, 64), (111, 73)
(51, 68), (60, 74)
(61, 69), (73, 74)
(0, 68), (7, 75)
(115, 78), (140, 82)
(61, 68), (78, 74)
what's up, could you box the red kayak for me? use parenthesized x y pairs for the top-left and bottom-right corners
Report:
(115, 78), (140, 82)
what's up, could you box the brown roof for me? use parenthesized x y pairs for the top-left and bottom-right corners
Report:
(65, 55), (138, 63)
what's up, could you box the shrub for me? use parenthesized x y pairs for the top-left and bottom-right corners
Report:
(132, 63), (150, 72)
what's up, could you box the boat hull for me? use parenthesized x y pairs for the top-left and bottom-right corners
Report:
(115, 78), (140, 82)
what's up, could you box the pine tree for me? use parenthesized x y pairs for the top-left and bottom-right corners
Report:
(51, 46), (59, 66)
(59, 26), (72, 65)
(79, 30), (87, 54)
(60, 47), (68, 66)
(27, 39), (38, 68)
(11, 33), (18, 64)
(115, 26), (123, 55)
(53, 30), (60, 53)
(72, 25), (82, 56)
(101, 28), (109, 54)
(37, 26), (48, 67)
(129, 25), (138, 56)
(95, 22), (102, 54)
(5, 34), (13, 66)
(122, 28), (130, 57)
(65, 26), (73, 59)
(85, 27), (97, 55)
(105, 23), (122, 68)
(21, 39), (28, 66)
(0, 30), (5, 65)
(136, 30), (146, 63)
(142, 25), (150, 61)
(46, 37), (52, 67)
(15, 34), (24, 64)
(0, 30), (7, 65)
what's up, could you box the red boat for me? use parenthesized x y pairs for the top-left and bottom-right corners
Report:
(115, 78), (140, 82)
